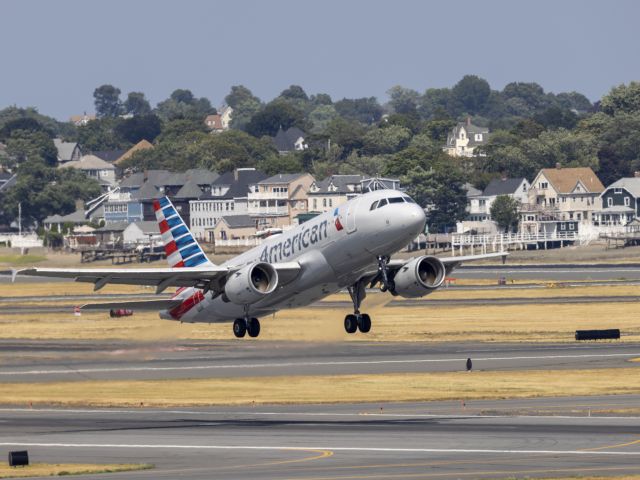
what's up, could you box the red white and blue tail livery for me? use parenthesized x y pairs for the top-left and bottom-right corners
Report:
(153, 197), (212, 268)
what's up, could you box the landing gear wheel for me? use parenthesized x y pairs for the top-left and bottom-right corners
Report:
(247, 317), (261, 338)
(357, 313), (371, 333)
(344, 314), (358, 334)
(233, 318), (246, 338)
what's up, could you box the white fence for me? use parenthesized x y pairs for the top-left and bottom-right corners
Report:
(451, 231), (578, 256)
(0, 233), (44, 248)
(213, 238), (262, 248)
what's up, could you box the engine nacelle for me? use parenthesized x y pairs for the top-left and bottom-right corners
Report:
(392, 255), (446, 298)
(224, 262), (279, 305)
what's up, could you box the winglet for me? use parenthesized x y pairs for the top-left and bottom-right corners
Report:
(11, 268), (18, 283)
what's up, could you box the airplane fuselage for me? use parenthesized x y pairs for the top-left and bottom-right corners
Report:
(162, 190), (426, 323)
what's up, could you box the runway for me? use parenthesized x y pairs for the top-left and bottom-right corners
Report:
(1, 400), (640, 479)
(0, 340), (638, 382)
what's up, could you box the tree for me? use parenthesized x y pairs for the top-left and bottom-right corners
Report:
(309, 105), (338, 133)
(490, 195), (520, 232)
(334, 97), (383, 124)
(245, 99), (306, 137)
(451, 75), (491, 114)
(77, 117), (129, 151)
(114, 114), (162, 144)
(225, 85), (259, 109)
(601, 82), (640, 115)
(5, 130), (58, 167)
(279, 85), (309, 101)
(418, 88), (453, 120)
(387, 85), (420, 115)
(155, 89), (216, 121)
(361, 124), (411, 155)
(402, 163), (467, 233)
(93, 84), (123, 118)
(124, 92), (151, 116)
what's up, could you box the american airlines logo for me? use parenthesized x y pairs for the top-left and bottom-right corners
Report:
(259, 219), (330, 263)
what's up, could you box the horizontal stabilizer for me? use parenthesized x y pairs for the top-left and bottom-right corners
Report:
(81, 299), (182, 311)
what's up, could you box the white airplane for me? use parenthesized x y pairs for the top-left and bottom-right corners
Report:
(11, 190), (505, 338)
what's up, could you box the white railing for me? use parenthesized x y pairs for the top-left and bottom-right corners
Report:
(248, 192), (289, 200)
(0, 233), (44, 248)
(214, 238), (262, 247)
(451, 231), (578, 255)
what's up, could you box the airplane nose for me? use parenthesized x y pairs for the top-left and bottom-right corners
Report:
(410, 204), (427, 232)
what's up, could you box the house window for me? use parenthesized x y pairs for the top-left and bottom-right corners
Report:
(625, 197), (631, 206)
(608, 198), (613, 207)
(540, 182), (548, 189)
(475, 134), (483, 141)
(323, 199), (327, 207)
(615, 188), (623, 194)
(560, 223), (566, 231)
(569, 223), (575, 230)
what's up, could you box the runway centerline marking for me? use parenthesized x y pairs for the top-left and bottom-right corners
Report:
(0, 352), (637, 376)
(0, 442), (639, 456)
(2, 406), (640, 421)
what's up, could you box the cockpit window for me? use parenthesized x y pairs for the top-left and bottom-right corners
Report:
(377, 198), (388, 208)
(370, 200), (378, 210)
(388, 197), (404, 204)
(403, 196), (416, 204)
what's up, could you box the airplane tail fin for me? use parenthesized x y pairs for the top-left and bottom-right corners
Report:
(153, 196), (214, 268)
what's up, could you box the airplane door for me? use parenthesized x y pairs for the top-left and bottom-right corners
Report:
(346, 197), (360, 233)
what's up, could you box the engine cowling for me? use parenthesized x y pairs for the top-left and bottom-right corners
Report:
(392, 255), (446, 298)
(224, 262), (279, 305)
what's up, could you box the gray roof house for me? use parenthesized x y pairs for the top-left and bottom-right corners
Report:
(597, 177), (640, 226)
(444, 118), (490, 157)
(53, 138), (82, 163)
(272, 127), (308, 153)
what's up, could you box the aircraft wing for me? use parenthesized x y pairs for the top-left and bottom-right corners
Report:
(10, 262), (302, 294)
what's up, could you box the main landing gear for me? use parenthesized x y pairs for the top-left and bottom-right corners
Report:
(233, 306), (261, 338)
(343, 256), (395, 335)
(344, 280), (372, 334)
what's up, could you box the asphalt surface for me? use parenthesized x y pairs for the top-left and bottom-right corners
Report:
(1, 400), (640, 479)
(1, 265), (640, 478)
(0, 339), (638, 382)
(456, 264), (640, 281)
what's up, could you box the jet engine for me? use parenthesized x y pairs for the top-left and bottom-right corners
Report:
(224, 262), (279, 305)
(392, 255), (446, 298)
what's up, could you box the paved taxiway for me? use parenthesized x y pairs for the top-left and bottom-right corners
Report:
(1, 399), (640, 479)
(0, 340), (638, 382)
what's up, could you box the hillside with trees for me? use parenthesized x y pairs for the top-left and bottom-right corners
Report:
(1, 76), (640, 232)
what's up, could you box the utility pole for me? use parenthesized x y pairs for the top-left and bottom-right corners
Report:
(18, 202), (21, 236)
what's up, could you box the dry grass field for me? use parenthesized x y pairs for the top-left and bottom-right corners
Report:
(0, 463), (152, 478)
(0, 287), (638, 342)
(0, 367), (638, 407)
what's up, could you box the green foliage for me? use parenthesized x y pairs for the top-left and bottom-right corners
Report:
(601, 82), (640, 115)
(245, 99), (306, 137)
(334, 97), (383, 124)
(402, 162), (467, 233)
(451, 75), (491, 114)
(259, 152), (303, 175)
(0, 106), (75, 139)
(309, 105), (339, 134)
(155, 89), (215, 122)
(490, 195), (520, 232)
(77, 117), (130, 151)
(114, 114), (162, 144)
(226, 85), (262, 131)
(387, 86), (420, 115)
(361, 124), (411, 155)
(0, 159), (100, 226)
(93, 84), (123, 118)
(5, 130), (58, 167)
(124, 92), (152, 115)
